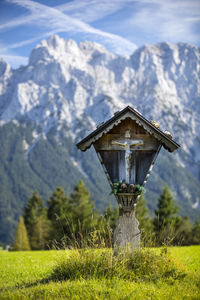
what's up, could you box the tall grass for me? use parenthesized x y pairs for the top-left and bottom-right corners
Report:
(49, 212), (185, 251)
(48, 213), (188, 286)
(49, 216), (114, 250)
(51, 247), (186, 282)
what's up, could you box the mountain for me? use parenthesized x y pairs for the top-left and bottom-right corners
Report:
(0, 35), (199, 244)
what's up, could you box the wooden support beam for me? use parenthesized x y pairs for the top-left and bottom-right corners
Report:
(143, 144), (162, 187)
(96, 150), (113, 188)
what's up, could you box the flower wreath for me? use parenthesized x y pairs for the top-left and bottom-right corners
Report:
(112, 180), (145, 195)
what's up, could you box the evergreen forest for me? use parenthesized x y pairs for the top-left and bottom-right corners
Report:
(12, 181), (200, 251)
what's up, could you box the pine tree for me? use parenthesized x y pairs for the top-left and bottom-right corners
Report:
(48, 187), (69, 221)
(191, 221), (200, 245)
(69, 180), (98, 240)
(24, 191), (44, 237)
(24, 191), (51, 249)
(103, 205), (118, 231)
(136, 194), (152, 232)
(47, 187), (70, 242)
(30, 209), (51, 250)
(47, 182), (98, 247)
(153, 184), (178, 245)
(13, 216), (30, 251)
(136, 194), (153, 246)
(173, 216), (193, 245)
(98, 205), (118, 247)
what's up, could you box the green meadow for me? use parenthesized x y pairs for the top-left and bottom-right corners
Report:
(0, 246), (200, 299)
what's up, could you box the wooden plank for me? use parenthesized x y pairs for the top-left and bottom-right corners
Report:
(119, 151), (126, 181)
(130, 150), (136, 184)
(142, 144), (162, 186)
(96, 151), (113, 188)
(135, 151), (157, 185)
(99, 150), (119, 182)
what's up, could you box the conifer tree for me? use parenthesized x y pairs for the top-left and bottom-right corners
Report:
(13, 216), (30, 251)
(30, 209), (51, 250)
(24, 191), (44, 237)
(191, 221), (200, 245)
(136, 194), (152, 232)
(153, 184), (178, 245)
(69, 180), (98, 239)
(136, 194), (153, 245)
(24, 191), (50, 249)
(48, 187), (69, 221)
(173, 216), (192, 245)
(47, 183), (98, 246)
(103, 205), (118, 231)
(47, 187), (70, 242)
(98, 205), (118, 247)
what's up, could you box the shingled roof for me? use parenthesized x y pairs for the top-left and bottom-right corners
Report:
(76, 106), (180, 152)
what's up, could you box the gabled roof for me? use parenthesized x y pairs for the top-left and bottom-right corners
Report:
(76, 106), (180, 152)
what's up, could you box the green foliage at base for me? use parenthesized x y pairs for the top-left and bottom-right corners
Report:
(51, 248), (185, 282)
(112, 180), (145, 195)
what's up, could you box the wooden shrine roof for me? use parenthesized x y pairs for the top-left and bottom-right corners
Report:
(76, 106), (180, 152)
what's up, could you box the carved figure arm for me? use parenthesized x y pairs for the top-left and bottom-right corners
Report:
(129, 140), (144, 147)
(111, 140), (126, 147)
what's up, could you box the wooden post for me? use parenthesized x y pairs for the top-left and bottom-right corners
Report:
(114, 193), (140, 249)
(114, 208), (140, 249)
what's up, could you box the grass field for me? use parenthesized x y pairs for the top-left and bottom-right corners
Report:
(0, 246), (200, 299)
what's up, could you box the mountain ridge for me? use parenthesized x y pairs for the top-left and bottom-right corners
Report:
(1, 36), (199, 175)
(0, 35), (199, 244)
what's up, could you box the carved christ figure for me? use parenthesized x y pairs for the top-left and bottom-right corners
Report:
(112, 130), (144, 183)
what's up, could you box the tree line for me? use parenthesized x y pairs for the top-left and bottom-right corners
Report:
(12, 181), (200, 250)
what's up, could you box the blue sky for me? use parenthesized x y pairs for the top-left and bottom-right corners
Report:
(0, 0), (199, 68)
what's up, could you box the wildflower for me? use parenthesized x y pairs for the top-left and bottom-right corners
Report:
(121, 183), (127, 190)
(129, 184), (135, 193)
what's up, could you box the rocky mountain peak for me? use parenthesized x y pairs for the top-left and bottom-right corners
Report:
(0, 36), (199, 180)
(0, 58), (11, 77)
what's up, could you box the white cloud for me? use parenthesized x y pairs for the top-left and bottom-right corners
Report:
(126, 0), (200, 44)
(1, 0), (199, 68)
(3, 0), (137, 55)
(57, 0), (133, 23)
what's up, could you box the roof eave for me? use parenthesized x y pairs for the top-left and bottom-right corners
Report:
(76, 106), (180, 152)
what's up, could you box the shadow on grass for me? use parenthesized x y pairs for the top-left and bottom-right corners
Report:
(0, 276), (55, 293)
(0, 269), (188, 295)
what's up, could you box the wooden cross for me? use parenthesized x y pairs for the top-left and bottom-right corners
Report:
(112, 130), (144, 183)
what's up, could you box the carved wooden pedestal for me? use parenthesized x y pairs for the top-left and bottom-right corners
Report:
(114, 193), (140, 249)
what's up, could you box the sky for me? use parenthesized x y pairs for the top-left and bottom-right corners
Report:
(0, 0), (199, 68)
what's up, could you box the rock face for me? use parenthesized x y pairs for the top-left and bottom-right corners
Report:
(0, 35), (199, 244)
(0, 36), (199, 176)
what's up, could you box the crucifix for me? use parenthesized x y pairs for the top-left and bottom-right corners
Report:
(77, 106), (180, 249)
(112, 129), (144, 184)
